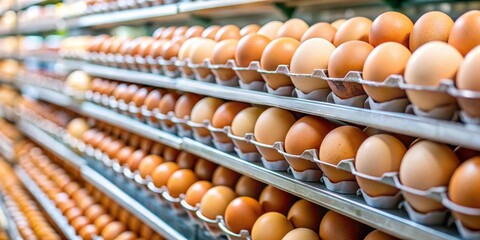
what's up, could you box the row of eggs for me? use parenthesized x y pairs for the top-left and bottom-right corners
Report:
(71, 77), (480, 232)
(69, 118), (400, 240)
(14, 142), (166, 240)
(0, 159), (61, 240)
(62, 10), (480, 119)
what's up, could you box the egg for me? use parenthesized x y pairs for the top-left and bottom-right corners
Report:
(362, 42), (410, 102)
(185, 26), (205, 39)
(126, 149), (146, 170)
(138, 155), (164, 178)
(158, 92), (179, 127)
(364, 230), (399, 240)
(333, 17), (372, 47)
(66, 70), (91, 92)
(283, 228), (319, 240)
(113, 231), (137, 240)
(176, 152), (197, 169)
(331, 19), (346, 30)
(328, 40), (373, 99)
(67, 118), (90, 139)
(301, 22), (337, 42)
(319, 211), (367, 240)
(448, 10), (480, 56)
(404, 41), (463, 111)
(121, 84), (139, 103)
(161, 41), (181, 60)
(85, 204), (106, 222)
(71, 216), (90, 232)
(212, 166), (242, 188)
(194, 159), (218, 180)
(409, 11), (453, 52)
(212, 39), (239, 80)
(288, 199), (325, 232)
(456, 46), (480, 118)
(163, 146), (179, 162)
(101, 222), (126, 240)
(150, 142), (165, 155)
(254, 108), (296, 161)
(369, 12), (413, 47)
(152, 27), (165, 39)
(225, 197), (264, 233)
(231, 106), (265, 139)
(118, 209), (130, 225)
(148, 40), (169, 58)
(200, 186), (237, 219)
(189, 38), (217, 64)
(355, 134), (406, 197)
(235, 33), (271, 67)
(400, 140), (459, 213)
(174, 93), (203, 119)
(240, 24), (260, 36)
(202, 25), (221, 39)
(260, 37), (300, 89)
(190, 97), (225, 136)
(252, 212), (293, 240)
(290, 38), (336, 93)
(319, 126), (368, 183)
(151, 162), (180, 188)
(94, 214), (114, 232)
(449, 157), (480, 230)
(284, 116), (335, 171)
(174, 26), (188, 37)
(212, 102), (250, 129)
(79, 225), (98, 240)
(161, 26), (176, 39)
(65, 207), (83, 222)
(259, 186), (296, 215)
(178, 37), (204, 61)
(215, 25), (241, 41)
(128, 217), (141, 233)
(258, 21), (284, 40)
(129, 134), (142, 148)
(185, 180), (214, 207)
(235, 176), (265, 199)
(276, 18), (309, 41)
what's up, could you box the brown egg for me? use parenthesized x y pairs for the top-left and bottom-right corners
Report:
(364, 230), (399, 240)
(225, 197), (264, 233)
(212, 166), (242, 188)
(112, 83), (129, 101)
(138, 38), (156, 57)
(409, 11), (453, 52)
(140, 138), (153, 153)
(143, 90), (164, 111)
(258, 21), (284, 40)
(231, 106), (265, 138)
(287, 199), (325, 232)
(240, 24), (260, 36)
(113, 231), (137, 240)
(284, 116), (335, 171)
(185, 26), (205, 39)
(138, 155), (164, 178)
(215, 25), (241, 41)
(328, 40), (373, 99)
(105, 140), (126, 159)
(178, 37), (203, 60)
(160, 26), (177, 39)
(152, 162), (180, 188)
(200, 186), (237, 219)
(185, 180), (214, 207)
(189, 39), (217, 64)
(89, 35), (109, 52)
(176, 152), (197, 169)
(58, 200), (76, 213)
(457, 46), (480, 117)
(79, 225), (98, 240)
(252, 212), (293, 240)
(105, 81), (119, 96)
(131, 88), (149, 107)
(235, 33), (271, 67)
(301, 22), (337, 42)
(369, 12), (413, 47)
(202, 25), (221, 39)
(128, 217), (141, 233)
(191, 97), (225, 136)
(449, 157), (480, 230)
(174, 93), (203, 119)
(128, 134), (142, 148)
(333, 17), (372, 47)
(283, 228), (319, 240)
(212, 39), (238, 65)
(167, 169), (199, 198)
(118, 209), (130, 225)
(126, 150), (146, 171)
(174, 26), (188, 37)
(259, 186), (297, 215)
(101, 222), (126, 240)
(404, 41), (463, 111)
(152, 27), (165, 39)
(148, 40), (169, 58)
(331, 19), (346, 30)
(139, 225), (153, 239)
(116, 146), (135, 166)
(71, 216), (90, 232)
(162, 146), (179, 162)
(212, 102), (250, 128)
(355, 134), (406, 197)
(65, 207), (83, 222)
(319, 211), (367, 240)
(362, 42), (410, 102)
(276, 18), (309, 41)
(194, 159), (218, 180)
(85, 204), (106, 222)
(94, 214), (114, 232)
(63, 182), (81, 195)
(235, 176), (265, 199)
(158, 92), (180, 115)
(448, 10), (480, 56)
(319, 126), (368, 183)
(161, 41), (181, 60)
(260, 37), (300, 88)
(400, 140), (460, 213)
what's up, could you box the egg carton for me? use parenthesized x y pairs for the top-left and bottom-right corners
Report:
(185, 120), (213, 145)
(196, 209), (252, 240)
(170, 115), (192, 138)
(207, 124), (235, 152)
(180, 199), (203, 226)
(140, 106), (160, 128)
(145, 55), (164, 75)
(152, 110), (177, 134)
(248, 138), (289, 171)
(207, 59), (240, 87)
(127, 102), (145, 122)
(159, 57), (180, 78)
(188, 59), (216, 83)
(174, 59), (195, 79)
(225, 128), (261, 162)
(134, 55), (151, 73)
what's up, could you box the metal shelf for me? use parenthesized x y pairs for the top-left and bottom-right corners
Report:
(81, 166), (188, 240)
(0, 195), (22, 240)
(19, 85), (462, 240)
(15, 167), (79, 240)
(18, 19), (58, 34)
(81, 63), (480, 151)
(16, 119), (86, 169)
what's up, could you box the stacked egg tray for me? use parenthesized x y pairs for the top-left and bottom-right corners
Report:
(63, 45), (480, 126)
(73, 79), (480, 239)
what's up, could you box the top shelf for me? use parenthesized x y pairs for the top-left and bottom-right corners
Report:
(77, 62), (480, 151)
